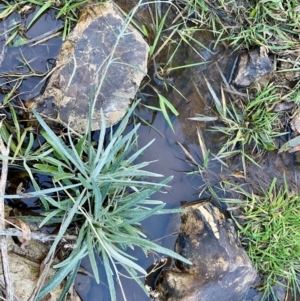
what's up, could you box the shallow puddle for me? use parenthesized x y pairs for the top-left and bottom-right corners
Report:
(0, 2), (299, 301)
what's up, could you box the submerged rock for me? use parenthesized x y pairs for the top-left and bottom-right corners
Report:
(155, 201), (257, 301)
(232, 47), (273, 88)
(33, 2), (149, 133)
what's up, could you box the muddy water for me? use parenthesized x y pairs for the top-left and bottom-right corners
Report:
(76, 28), (236, 300)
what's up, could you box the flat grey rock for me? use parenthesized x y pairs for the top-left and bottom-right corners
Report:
(33, 2), (149, 132)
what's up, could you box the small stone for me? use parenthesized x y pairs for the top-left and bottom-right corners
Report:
(232, 47), (273, 88)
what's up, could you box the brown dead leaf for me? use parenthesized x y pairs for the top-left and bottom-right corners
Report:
(5, 217), (31, 249)
(230, 170), (246, 179)
(272, 102), (295, 112)
(19, 4), (34, 13)
(18, 219), (31, 250)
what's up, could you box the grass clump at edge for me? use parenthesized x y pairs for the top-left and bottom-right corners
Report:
(225, 178), (300, 300)
(201, 81), (285, 174)
(188, 0), (300, 52)
(0, 0), (89, 41)
(214, 83), (283, 149)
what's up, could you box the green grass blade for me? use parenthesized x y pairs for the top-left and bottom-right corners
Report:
(57, 259), (81, 301)
(103, 241), (146, 275)
(37, 246), (87, 300)
(102, 251), (116, 301)
(53, 172), (75, 182)
(92, 178), (103, 219)
(158, 94), (175, 133)
(33, 110), (86, 175)
(39, 208), (64, 228)
(91, 137), (117, 178)
(87, 231), (100, 283)
(33, 163), (58, 173)
(112, 100), (139, 139)
(54, 245), (87, 268)
(67, 126), (88, 176)
(43, 189), (88, 263)
(27, 2), (52, 30)
(92, 109), (106, 168)
(24, 132), (35, 156)
(159, 94), (179, 116)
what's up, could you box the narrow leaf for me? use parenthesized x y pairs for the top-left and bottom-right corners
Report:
(27, 2), (52, 30)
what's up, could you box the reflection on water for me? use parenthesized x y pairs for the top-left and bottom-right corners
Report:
(73, 31), (234, 296)
(0, 7), (63, 102)
(75, 107), (211, 301)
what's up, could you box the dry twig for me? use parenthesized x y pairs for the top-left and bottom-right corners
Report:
(0, 131), (14, 301)
(0, 229), (77, 243)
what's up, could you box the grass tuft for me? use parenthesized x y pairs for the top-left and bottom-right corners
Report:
(206, 83), (285, 173)
(0, 102), (191, 301)
(225, 178), (300, 301)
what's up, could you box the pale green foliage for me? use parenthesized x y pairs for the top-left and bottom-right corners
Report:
(0, 104), (191, 301)
(33, 106), (190, 301)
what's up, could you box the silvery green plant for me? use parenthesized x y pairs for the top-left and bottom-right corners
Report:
(3, 102), (190, 301)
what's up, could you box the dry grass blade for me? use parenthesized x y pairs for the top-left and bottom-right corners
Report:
(204, 76), (222, 110)
(0, 124), (13, 301)
(177, 141), (199, 166)
(211, 153), (228, 167)
(188, 115), (218, 122)
(22, 25), (64, 46)
(216, 63), (231, 90)
(0, 228), (77, 242)
(28, 251), (56, 301)
(220, 85), (227, 111)
(196, 127), (207, 159)
(0, 278), (20, 301)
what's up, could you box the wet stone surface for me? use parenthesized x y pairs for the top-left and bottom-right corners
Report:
(155, 201), (257, 301)
(232, 47), (273, 88)
(33, 2), (149, 133)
